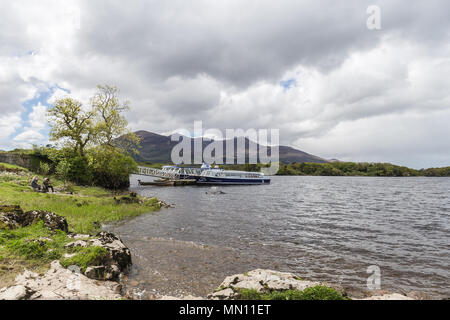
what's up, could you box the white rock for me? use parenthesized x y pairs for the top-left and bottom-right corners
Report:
(361, 293), (414, 300)
(233, 280), (264, 292)
(0, 285), (33, 300)
(1, 261), (122, 300)
(159, 295), (204, 300)
(208, 288), (236, 300)
(212, 269), (321, 300)
(64, 240), (89, 248)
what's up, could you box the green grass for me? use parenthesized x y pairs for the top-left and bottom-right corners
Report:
(0, 221), (73, 285)
(237, 286), (348, 300)
(0, 162), (28, 171)
(0, 222), (113, 283)
(60, 246), (110, 272)
(0, 166), (161, 234)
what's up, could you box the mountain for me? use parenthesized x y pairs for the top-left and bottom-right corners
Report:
(129, 130), (328, 164)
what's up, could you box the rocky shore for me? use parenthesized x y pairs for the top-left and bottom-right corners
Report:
(0, 205), (424, 300)
(0, 205), (131, 300)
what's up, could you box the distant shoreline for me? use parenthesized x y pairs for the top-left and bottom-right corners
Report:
(137, 161), (450, 177)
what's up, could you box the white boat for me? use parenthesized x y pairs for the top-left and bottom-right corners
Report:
(196, 166), (270, 185)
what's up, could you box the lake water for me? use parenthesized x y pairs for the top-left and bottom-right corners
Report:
(106, 175), (450, 299)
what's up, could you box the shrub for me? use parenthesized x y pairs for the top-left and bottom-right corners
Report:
(88, 147), (137, 190)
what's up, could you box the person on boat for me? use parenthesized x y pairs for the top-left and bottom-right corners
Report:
(31, 176), (41, 192)
(42, 177), (54, 193)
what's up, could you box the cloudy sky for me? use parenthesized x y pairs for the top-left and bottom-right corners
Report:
(1, 0), (449, 168)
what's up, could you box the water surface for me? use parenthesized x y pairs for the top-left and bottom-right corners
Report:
(107, 175), (450, 299)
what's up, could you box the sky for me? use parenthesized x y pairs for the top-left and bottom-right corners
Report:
(0, 0), (449, 169)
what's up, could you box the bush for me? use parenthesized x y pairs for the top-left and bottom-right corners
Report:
(67, 155), (93, 186)
(88, 147), (137, 190)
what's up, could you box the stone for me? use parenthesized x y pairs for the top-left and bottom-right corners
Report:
(64, 240), (89, 249)
(0, 205), (22, 229)
(208, 288), (236, 300)
(0, 261), (122, 300)
(22, 210), (69, 232)
(210, 269), (321, 300)
(159, 295), (204, 300)
(361, 293), (415, 300)
(89, 232), (132, 272)
(0, 206), (68, 232)
(0, 285), (35, 300)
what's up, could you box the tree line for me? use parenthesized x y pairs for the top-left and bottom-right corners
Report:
(276, 162), (450, 177)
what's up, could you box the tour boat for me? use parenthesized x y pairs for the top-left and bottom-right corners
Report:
(196, 167), (270, 185)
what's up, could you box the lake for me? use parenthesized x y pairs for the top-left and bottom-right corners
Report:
(106, 175), (450, 299)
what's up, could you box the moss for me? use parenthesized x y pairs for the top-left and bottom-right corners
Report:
(237, 286), (348, 300)
(60, 246), (110, 272)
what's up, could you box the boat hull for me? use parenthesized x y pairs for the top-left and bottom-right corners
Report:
(196, 176), (270, 185)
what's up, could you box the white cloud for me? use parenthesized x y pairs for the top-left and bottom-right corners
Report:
(0, 0), (449, 167)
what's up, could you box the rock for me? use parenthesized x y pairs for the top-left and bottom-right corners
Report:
(0, 261), (122, 300)
(114, 193), (140, 204)
(83, 232), (132, 281)
(85, 266), (107, 280)
(64, 240), (89, 249)
(0, 205), (22, 229)
(0, 205), (68, 232)
(90, 232), (132, 270)
(208, 288), (237, 300)
(159, 295), (204, 300)
(361, 293), (415, 300)
(22, 210), (69, 232)
(208, 269), (321, 300)
(69, 234), (90, 240)
(0, 285), (35, 300)
(406, 291), (429, 300)
(85, 265), (120, 281)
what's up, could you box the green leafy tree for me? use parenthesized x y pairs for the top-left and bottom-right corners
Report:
(47, 98), (96, 157)
(91, 85), (141, 153)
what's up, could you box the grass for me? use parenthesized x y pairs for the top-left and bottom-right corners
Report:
(60, 246), (110, 272)
(0, 162), (162, 285)
(0, 163), (28, 171)
(237, 286), (348, 300)
(0, 221), (73, 285)
(0, 163), (161, 234)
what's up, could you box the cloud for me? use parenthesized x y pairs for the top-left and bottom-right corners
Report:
(0, 0), (449, 167)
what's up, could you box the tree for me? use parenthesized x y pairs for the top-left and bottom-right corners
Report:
(47, 98), (96, 157)
(91, 85), (140, 153)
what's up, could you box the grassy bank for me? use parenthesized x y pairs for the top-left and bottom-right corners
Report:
(0, 162), (161, 286)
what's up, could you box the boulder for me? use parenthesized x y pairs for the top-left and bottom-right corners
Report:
(208, 269), (321, 300)
(0, 261), (122, 300)
(0, 285), (35, 300)
(361, 293), (414, 300)
(79, 232), (132, 281)
(21, 210), (69, 232)
(0, 205), (22, 229)
(89, 232), (132, 271)
(0, 205), (68, 232)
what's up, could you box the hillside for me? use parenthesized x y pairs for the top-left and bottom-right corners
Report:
(129, 130), (328, 164)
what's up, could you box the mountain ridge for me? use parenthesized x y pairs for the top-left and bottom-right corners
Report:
(129, 130), (329, 164)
